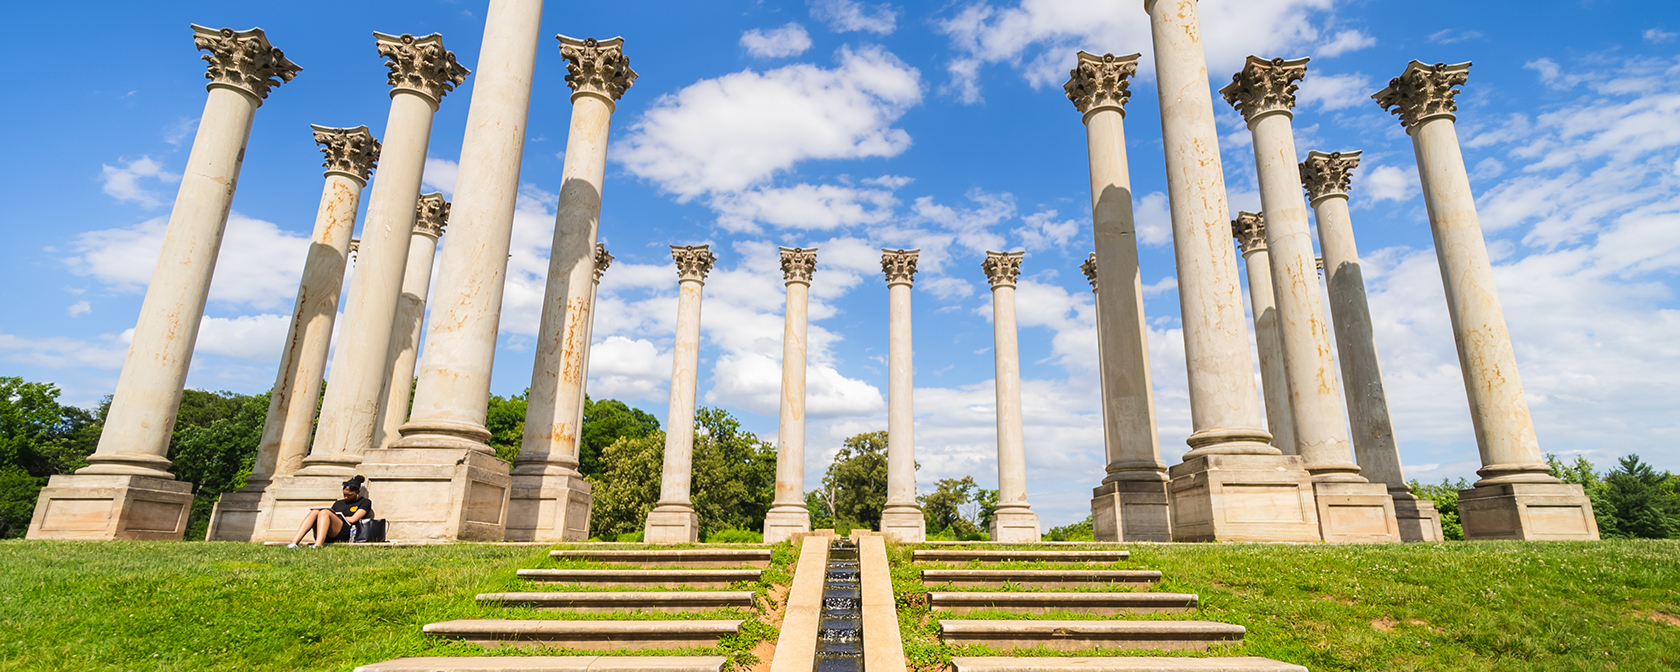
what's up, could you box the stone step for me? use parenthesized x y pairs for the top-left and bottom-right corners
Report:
(950, 657), (1306, 672)
(477, 591), (756, 612)
(423, 619), (743, 650)
(913, 549), (1129, 564)
(354, 656), (729, 672)
(930, 591), (1197, 615)
(939, 620), (1244, 652)
(922, 569), (1161, 589)
(517, 568), (762, 588)
(552, 548), (773, 568)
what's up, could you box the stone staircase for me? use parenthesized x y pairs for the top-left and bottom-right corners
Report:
(356, 545), (775, 672)
(917, 545), (1307, 672)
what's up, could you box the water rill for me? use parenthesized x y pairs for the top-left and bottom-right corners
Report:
(817, 538), (863, 672)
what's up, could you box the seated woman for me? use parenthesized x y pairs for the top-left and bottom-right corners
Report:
(288, 475), (374, 548)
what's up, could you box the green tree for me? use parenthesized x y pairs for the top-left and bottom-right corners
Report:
(1409, 477), (1471, 540)
(920, 476), (984, 538)
(1045, 515), (1095, 541)
(0, 378), (104, 537)
(817, 430), (890, 530)
(1599, 455), (1680, 539)
(485, 390), (528, 463)
(690, 407), (777, 535)
(1548, 453), (1616, 535)
(167, 389), (270, 540)
(586, 432), (666, 539)
(579, 397), (661, 478)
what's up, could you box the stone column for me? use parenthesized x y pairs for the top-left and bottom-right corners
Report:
(1222, 55), (1397, 543)
(764, 247), (818, 542)
(981, 252), (1042, 542)
(1142, 0), (1320, 542)
(507, 36), (637, 542)
(1231, 213), (1296, 457)
(206, 125), (376, 542)
(30, 27), (299, 541)
(1064, 51), (1172, 542)
(644, 246), (716, 543)
(879, 249), (925, 541)
(1301, 150), (1444, 542)
(374, 194), (448, 450)
(1376, 61), (1598, 540)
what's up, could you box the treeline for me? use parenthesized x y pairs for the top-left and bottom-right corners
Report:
(1410, 454), (1680, 540)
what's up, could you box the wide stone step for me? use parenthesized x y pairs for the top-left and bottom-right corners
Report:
(913, 549), (1129, 564)
(922, 569), (1161, 589)
(423, 619), (743, 650)
(477, 591), (755, 612)
(930, 591), (1197, 615)
(950, 657), (1305, 672)
(552, 548), (773, 568)
(517, 568), (762, 588)
(354, 656), (728, 672)
(939, 620), (1244, 652)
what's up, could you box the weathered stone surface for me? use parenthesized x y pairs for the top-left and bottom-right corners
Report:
(1458, 482), (1600, 541)
(516, 568), (761, 588)
(952, 657), (1305, 672)
(930, 591), (1196, 615)
(860, 534), (908, 672)
(912, 549), (1128, 564)
(476, 591), (754, 612)
(28, 475), (192, 540)
(1168, 454), (1321, 542)
(939, 620), (1244, 652)
(551, 548), (772, 568)
(355, 657), (726, 672)
(1313, 481), (1401, 544)
(921, 569), (1160, 589)
(1090, 481), (1171, 542)
(423, 619), (742, 650)
(768, 536), (829, 672)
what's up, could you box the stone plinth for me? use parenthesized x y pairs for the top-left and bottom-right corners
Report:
(989, 508), (1042, 543)
(358, 448), (511, 541)
(506, 471), (592, 542)
(1458, 482), (1599, 540)
(1312, 480), (1402, 544)
(27, 474), (192, 540)
(643, 505), (701, 544)
(1167, 454), (1321, 542)
(251, 475), (348, 542)
(1394, 496), (1445, 542)
(1090, 480), (1171, 542)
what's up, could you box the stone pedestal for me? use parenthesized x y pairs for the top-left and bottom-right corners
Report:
(1393, 493), (1445, 542)
(645, 505), (701, 544)
(1458, 483), (1598, 541)
(989, 508), (1042, 543)
(1167, 454), (1321, 543)
(880, 508), (926, 542)
(1090, 480), (1171, 542)
(1312, 481), (1401, 544)
(506, 470), (592, 542)
(764, 508), (814, 543)
(359, 448), (511, 541)
(251, 473), (348, 542)
(29, 475), (193, 541)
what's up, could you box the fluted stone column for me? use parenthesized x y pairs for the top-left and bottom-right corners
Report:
(374, 194), (448, 450)
(644, 246), (715, 543)
(1376, 61), (1598, 540)
(1222, 55), (1397, 543)
(1231, 213), (1296, 457)
(1142, 0), (1320, 542)
(1301, 150), (1444, 542)
(207, 126), (376, 542)
(764, 247), (818, 542)
(1064, 51), (1172, 542)
(30, 27), (299, 541)
(981, 252), (1042, 542)
(508, 36), (637, 542)
(879, 249), (925, 541)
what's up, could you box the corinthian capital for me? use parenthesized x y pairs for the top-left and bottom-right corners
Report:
(1375, 60), (1471, 129)
(374, 32), (470, 105)
(594, 243), (614, 282)
(982, 251), (1025, 288)
(1232, 212), (1267, 255)
(310, 125), (380, 182)
(1080, 253), (1098, 292)
(191, 25), (301, 103)
(881, 249), (919, 285)
(1220, 56), (1309, 124)
(558, 35), (637, 102)
(672, 245), (716, 283)
(780, 247), (818, 285)
(413, 193), (449, 238)
(1064, 51), (1141, 116)
(1299, 150), (1362, 203)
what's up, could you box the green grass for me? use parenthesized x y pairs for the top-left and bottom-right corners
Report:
(0, 540), (791, 671)
(890, 539), (1680, 672)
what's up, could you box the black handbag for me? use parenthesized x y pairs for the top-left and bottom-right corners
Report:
(349, 518), (386, 543)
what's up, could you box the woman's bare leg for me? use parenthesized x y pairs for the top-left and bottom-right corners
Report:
(291, 510), (320, 545)
(313, 512), (333, 547)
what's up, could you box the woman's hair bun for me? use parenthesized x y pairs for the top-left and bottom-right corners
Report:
(343, 475), (366, 490)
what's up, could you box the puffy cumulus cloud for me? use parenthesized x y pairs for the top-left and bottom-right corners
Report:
(99, 156), (180, 208)
(194, 314), (291, 360)
(1316, 29), (1375, 57)
(1296, 72), (1373, 111)
(0, 331), (129, 369)
(711, 182), (901, 233)
(63, 212), (310, 311)
(422, 157), (460, 197)
(586, 336), (673, 403)
(809, 0), (898, 35)
(1359, 164), (1418, 205)
(1131, 192), (1173, 246)
(1014, 209), (1079, 250)
(741, 23), (813, 58)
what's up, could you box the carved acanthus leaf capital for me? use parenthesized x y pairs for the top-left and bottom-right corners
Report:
(1375, 60), (1471, 129)
(982, 251), (1025, 288)
(558, 35), (637, 102)
(594, 244), (614, 282)
(374, 32), (470, 104)
(779, 247), (818, 285)
(1232, 212), (1267, 255)
(413, 193), (449, 238)
(881, 249), (919, 285)
(1064, 51), (1141, 116)
(672, 245), (716, 283)
(1080, 253), (1098, 292)
(310, 125), (380, 182)
(1220, 55), (1309, 124)
(191, 25), (301, 103)
(1299, 150), (1362, 203)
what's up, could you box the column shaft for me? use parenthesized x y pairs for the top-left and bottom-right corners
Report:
(1312, 195), (1400, 486)
(375, 228), (440, 449)
(982, 254), (1040, 542)
(1238, 241), (1296, 455)
(885, 282), (916, 508)
(763, 247), (814, 542)
(658, 278), (705, 505)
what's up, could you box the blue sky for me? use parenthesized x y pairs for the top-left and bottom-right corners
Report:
(2, 0), (1677, 529)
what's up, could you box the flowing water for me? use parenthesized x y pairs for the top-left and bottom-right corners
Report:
(814, 538), (862, 672)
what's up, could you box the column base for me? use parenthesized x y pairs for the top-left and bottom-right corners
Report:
(880, 505), (925, 542)
(360, 448), (512, 541)
(26, 474), (192, 541)
(1167, 454), (1321, 542)
(1091, 481), (1172, 542)
(253, 472), (356, 542)
(762, 505), (812, 543)
(644, 503), (700, 543)
(1312, 481), (1401, 544)
(505, 469), (593, 542)
(1458, 482), (1600, 541)
(205, 484), (266, 542)
(1392, 491), (1445, 542)
(988, 506), (1041, 542)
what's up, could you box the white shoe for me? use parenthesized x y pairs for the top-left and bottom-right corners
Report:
(287, 543), (298, 549)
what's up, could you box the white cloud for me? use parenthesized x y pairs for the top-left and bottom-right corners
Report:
(422, 157), (459, 198)
(587, 336), (673, 402)
(710, 182), (901, 233)
(921, 276), (975, 300)
(1427, 29), (1483, 44)
(1316, 29), (1375, 57)
(741, 23), (813, 58)
(67, 301), (91, 317)
(99, 156), (180, 208)
(1014, 209), (1079, 250)
(0, 332), (128, 369)
(163, 117), (200, 147)
(194, 314), (290, 360)
(1646, 28), (1678, 44)
(1296, 72), (1373, 111)
(64, 213), (310, 311)
(1132, 191), (1173, 246)
(809, 0), (898, 35)
(1360, 164), (1418, 204)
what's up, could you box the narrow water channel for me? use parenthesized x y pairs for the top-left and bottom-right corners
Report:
(815, 538), (862, 672)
